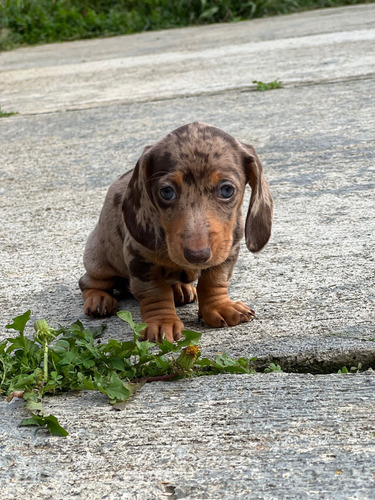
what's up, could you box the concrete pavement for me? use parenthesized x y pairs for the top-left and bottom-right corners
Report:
(1, 4), (374, 499)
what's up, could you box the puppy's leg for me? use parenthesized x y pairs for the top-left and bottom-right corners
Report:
(197, 264), (255, 328)
(131, 273), (184, 343)
(79, 220), (125, 317)
(79, 273), (119, 316)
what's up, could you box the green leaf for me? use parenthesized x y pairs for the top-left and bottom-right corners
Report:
(338, 366), (349, 374)
(194, 357), (214, 368)
(214, 352), (237, 367)
(117, 311), (147, 335)
(60, 349), (81, 366)
(96, 371), (130, 402)
(76, 373), (96, 390)
(5, 310), (31, 335)
(157, 339), (180, 354)
(134, 338), (154, 363)
(19, 413), (69, 436)
(108, 358), (125, 371)
(49, 339), (70, 354)
(237, 357), (252, 368)
(8, 371), (42, 392)
(19, 416), (42, 426)
(133, 323), (148, 336)
(66, 320), (85, 333)
(154, 356), (170, 371)
(220, 364), (250, 374)
(177, 330), (202, 347)
(82, 359), (95, 369)
(264, 363), (283, 373)
(25, 399), (44, 413)
(122, 367), (137, 379)
(100, 339), (136, 359)
(4, 337), (26, 354)
(117, 310), (134, 324)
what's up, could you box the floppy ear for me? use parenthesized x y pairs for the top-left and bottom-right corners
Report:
(122, 145), (165, 251)
(240, 143), (273, 253)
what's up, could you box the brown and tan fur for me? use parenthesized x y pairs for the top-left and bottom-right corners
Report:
(79, 122), (273, 342)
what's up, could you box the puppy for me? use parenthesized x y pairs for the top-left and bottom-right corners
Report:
(79, 122), (273, 342)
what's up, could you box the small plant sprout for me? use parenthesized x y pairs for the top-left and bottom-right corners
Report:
(264, 363), (283, 373)
(338, 363), (363, 374)
(0, 106), (17, 118)
(253, 79), (283, 91)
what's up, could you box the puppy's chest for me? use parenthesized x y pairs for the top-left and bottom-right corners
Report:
(161, 266), (200, 285)
(126, 240), (200, 284)
(142, 248), (200, 283)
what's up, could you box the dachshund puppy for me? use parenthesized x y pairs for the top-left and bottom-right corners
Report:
(79, 122), (273, 342)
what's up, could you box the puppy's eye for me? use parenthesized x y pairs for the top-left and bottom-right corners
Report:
(159, 186), (176, 201)
(219, 184), (235, 199)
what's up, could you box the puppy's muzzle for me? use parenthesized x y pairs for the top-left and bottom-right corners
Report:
(183, 246), (211, 265)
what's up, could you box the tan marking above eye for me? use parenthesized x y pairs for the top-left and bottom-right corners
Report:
(169, 171), (183, 188)
(210, 171), (223, 187)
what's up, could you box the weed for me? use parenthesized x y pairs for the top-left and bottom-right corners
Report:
(264, 362), (283, 373)
(0, 106), (17, 118)
(253, 79), (283, 91)
(1, 310), (257, 435)
(338, 363), (363, 374)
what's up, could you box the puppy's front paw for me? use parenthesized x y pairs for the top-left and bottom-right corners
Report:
(83, 289), (118, 317)
(199, 299), (255, 328)
(172, 283), (197, 306)
(140, 317), (184, 343)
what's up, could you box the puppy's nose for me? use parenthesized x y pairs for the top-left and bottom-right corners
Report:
(183, 247), (211, 264)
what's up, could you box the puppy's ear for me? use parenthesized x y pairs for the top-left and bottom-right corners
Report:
(240, 143), (273, 253)
(122, 145), (165, 251)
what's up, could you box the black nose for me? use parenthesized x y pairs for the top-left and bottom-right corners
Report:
(183, 247), (211, 264)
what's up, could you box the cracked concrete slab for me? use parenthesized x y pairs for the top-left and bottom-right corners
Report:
(0, 4), (374, 499)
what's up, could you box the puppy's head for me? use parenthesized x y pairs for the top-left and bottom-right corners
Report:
(123, 122), (273, 269)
